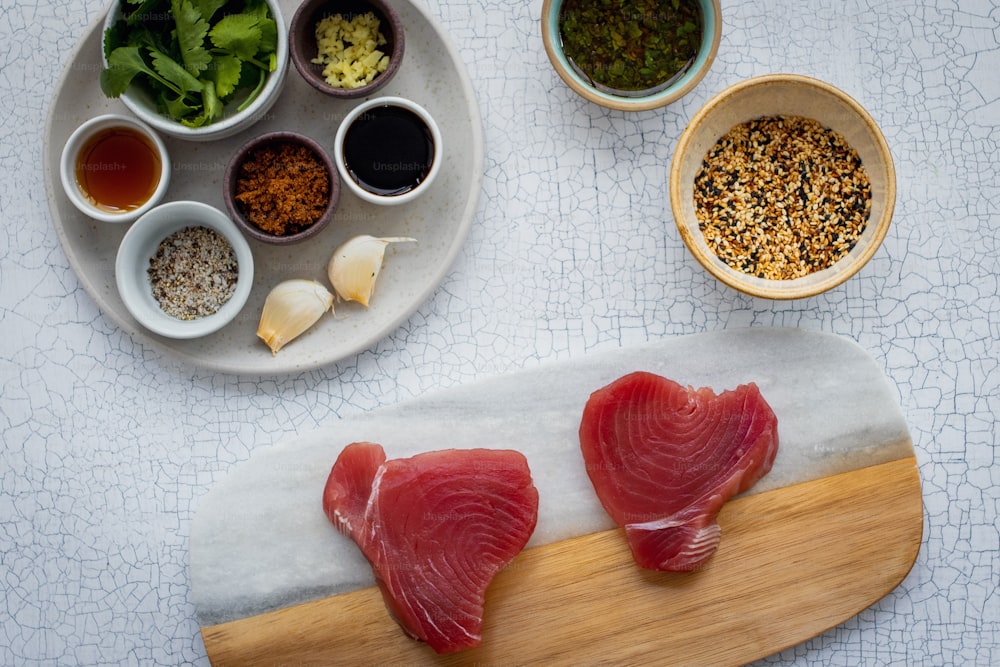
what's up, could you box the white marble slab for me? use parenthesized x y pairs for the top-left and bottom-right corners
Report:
(191, 327), (913, 625)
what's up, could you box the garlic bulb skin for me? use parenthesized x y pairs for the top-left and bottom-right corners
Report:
(327, 235), (416, 307)
(257, 280), (335, 355)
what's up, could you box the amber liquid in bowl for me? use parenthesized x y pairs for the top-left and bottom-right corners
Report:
(75, 126), (161, 212)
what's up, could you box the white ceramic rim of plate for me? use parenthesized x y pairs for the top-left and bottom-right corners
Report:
(115, 200), (255, 339)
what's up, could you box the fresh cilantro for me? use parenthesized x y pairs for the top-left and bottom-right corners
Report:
(206, 53), (243, 99)
(100, 0), (279, 126)
(124, 0), (161, 26)
(163, 92), (200, 120)
(210, 14), (262, 61)
(190, 0), (228, 23)
(191, 81), (223, 127)
(258, 19), (278, 58)
(101, 45), (182, 98)
(237, 68), (267, 112)
(171, 0), (212, 76)
(150, 48), (204, 95)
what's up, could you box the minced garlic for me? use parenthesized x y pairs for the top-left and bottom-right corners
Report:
(312, 12), (390, 89)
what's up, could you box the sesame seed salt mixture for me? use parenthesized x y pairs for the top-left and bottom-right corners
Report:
(148, 226), (238, 320)
(694, 115), (872, 280)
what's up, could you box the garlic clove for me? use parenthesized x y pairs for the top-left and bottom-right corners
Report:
(327, 235), (416, 307)
(257, 279), (335, 355)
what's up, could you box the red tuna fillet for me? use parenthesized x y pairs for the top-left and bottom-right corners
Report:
(579, 371), (779, 571)
(323, 442), (539, 654)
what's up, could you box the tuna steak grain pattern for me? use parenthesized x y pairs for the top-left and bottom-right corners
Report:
(323, 443), (539, 654)
(579, 371), (779, 571)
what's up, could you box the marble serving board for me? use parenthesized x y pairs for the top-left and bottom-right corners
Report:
(191, 328), (922, 665)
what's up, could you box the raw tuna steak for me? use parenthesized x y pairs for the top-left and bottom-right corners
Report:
(579, 371), (779, 571)
(323, 442), (539, 654)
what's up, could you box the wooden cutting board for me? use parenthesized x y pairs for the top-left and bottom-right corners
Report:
(191, 328), (922, 666)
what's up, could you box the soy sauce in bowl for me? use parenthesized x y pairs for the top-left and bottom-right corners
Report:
(334, 96), (442, 206)
(343, 105), (433, 195)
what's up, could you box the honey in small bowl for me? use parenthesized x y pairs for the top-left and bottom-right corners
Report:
(75, 126), (162, 213)
(59, 114), (171, 223)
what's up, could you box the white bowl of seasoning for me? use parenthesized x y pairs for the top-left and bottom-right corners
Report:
(115, 200), (254, 339)
(669, 74), (896, 300)
(541, 0), (721, 111)
(59, 114), (171, 223)
(333, 96), (442, 206)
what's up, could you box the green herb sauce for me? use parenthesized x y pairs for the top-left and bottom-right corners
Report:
(558, 0), (703, 95)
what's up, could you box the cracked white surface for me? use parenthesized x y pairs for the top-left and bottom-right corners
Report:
(1, 0), (998, 665)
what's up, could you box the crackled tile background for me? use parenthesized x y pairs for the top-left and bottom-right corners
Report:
(1, 0), (998, 664)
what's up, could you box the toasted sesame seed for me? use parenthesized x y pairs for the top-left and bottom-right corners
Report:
(693, 115), (872, 280)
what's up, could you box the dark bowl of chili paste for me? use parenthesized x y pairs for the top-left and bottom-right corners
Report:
(541, 0), (721, 111)
(224, 131), (340, 246)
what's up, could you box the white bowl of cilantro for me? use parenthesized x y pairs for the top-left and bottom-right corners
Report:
(100, 0), (289, 142)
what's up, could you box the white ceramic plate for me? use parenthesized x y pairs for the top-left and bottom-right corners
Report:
(43, 0), (483, 375)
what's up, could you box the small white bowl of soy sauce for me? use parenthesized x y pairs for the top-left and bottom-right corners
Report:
(333, 96), (442, 206)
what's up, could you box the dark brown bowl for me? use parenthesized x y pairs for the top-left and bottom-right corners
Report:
(289, 0), (405, 100)
(224, 131), (340, 245)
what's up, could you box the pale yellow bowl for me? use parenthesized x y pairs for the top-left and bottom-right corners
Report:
(669, 74), (896, 299)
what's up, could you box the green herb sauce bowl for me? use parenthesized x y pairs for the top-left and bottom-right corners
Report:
(541, 0), (721, 111)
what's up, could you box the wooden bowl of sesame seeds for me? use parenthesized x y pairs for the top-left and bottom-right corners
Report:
(669, 74), (896, 299)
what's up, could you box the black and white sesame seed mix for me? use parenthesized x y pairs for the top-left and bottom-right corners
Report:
(147, 226), (238, 320)
(693, 115), (872, 280)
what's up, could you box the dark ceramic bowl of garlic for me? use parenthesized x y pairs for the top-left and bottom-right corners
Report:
(224, 131), (340, 245)
(289, 0), (405, 99)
